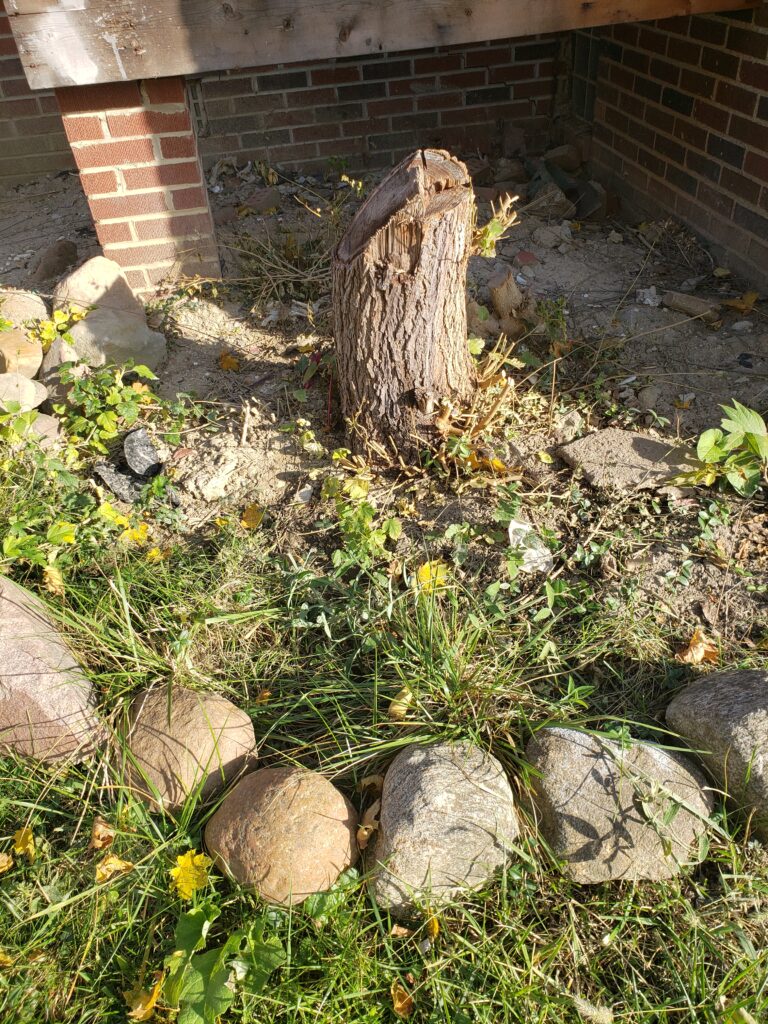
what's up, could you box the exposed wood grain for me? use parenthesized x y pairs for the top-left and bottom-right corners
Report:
(3, 0), (759, 91)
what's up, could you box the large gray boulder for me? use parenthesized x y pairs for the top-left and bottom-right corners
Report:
(368, 741), (518, 918)
(125, 685), (257, 814)
(68, 307), (166, 371)
(0, 576), (101, 761)
(0, 372), (47, 412)
(526, 727), (713, 883)
(666, 669), (768, 840)
(205, 766), (358, 905)
(0, 289), (48, 327)
(53, 257), (166, 370)
(0, 328), (43, 378)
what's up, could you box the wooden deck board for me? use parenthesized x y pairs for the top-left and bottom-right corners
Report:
(3, 0), (759, 91)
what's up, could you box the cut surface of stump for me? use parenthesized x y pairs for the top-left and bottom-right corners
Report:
(332, 148), (476, 459)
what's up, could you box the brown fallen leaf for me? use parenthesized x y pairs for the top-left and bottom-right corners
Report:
(124, 971), (164, 1021)
(391, 978), (415, 1019)
(389, 686), (414, 721)
(95, 853), (134, 884)
(0, 852), (12, 874)
(88, 816), (116, 852)
(218, 351), (241, 372)
(356, 799), (381, 851)
(390, 924), (414, 938)
(723, 290), (759, 315)
(675, 628), (718, 666)
(358, 774), (384, 796)
(240, 503), (264, 529)
(0, 951), (13, 968)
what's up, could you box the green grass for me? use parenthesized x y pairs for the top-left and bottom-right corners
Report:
(2, 526), (767, 1024)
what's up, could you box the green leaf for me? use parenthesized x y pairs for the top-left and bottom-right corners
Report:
(175, 944), (239, 1024)
(745, 432), (768, 462)
(301, 869), (359, 930)
(721, 400), (767, 437)
(175, 903), (221, 956)
(696, 428), (725, 464)
(467, 336), (485, 356)
(725, 463), (762, 497)
(132, 364), (158, 379)
(241, 918), (286, 994)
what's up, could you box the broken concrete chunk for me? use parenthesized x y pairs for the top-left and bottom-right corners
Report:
(94, 462), (146, 504)
(68, 307), (167, 371)
(543, 143), (582, 173)
(28, 240), (78, 286)
(559, 427), (695, 492)
(124, 428), (163, 477)
(662, 291), (720, 325)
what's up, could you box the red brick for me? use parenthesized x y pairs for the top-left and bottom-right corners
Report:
(726, 25), (768, 60)
(745, 150), (768, 181)
(293, 122), (341, 142)
(171, 186), (208, 210)
(0, 97), (38, 117)
(740, 60), (768, 91)
(0, 14), (12, 34)
(414, 54), (462, 73)
(649, 58), (680, 87)
(133, 213), (214, 241)
(715, 81), (757, 116)
(311, 66), (360, 85)
(1, 77), (34, 98)
(697, 180), (734, 219)
(61, 115), (104, 143)
(263, 141), (319, 162)
(341, 118), (389, 137)
(37, 95), (61, 114)
(89, 191), (169, 219)
(159, 135), (197, 159)
(416, 92), (463, 111)
(368, 97), (413, 116)
(107, 110), (190, 136)
(675, 119), (707, 151)
(106, 241), (187, 268)
(679, 69), (715, 98)
(142, 78), (186, 105)
(638, 28), (668, 54)
(285, 87), (335, 108)
(201, 76), (254, 98)
(389, 77), (436, 96)
(730, 114), (768, 151)
(96, 221), (133, 245)
(0, 36), (18, 57)
(79, 169), (119, 195)
(465, 47), (510, 67)
(608, 64), (635, 91)
(122, 161), (202, 189)
(693, 100), (729, 132)
(73, 138), (156, 169)
(645, 104), (675, 134)
(720, 167), (762, 204)
(124, 269), (149, 291)
(689, 17), (727, 46)
(439, 70), (486, 88)
(513, 80), (552, 100)
(55, 81), (142, 115)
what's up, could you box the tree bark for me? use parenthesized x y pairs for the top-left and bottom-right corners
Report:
(332, 148), (476, 460)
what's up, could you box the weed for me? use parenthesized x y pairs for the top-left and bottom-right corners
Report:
(682, 400), (768, 497)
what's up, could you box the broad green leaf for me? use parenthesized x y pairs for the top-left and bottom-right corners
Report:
(745, 432), (768, 462)
(133, 364), (158, 379)
(175, 903), (221, 956)
(175, 945), (238, 1024)
(301, 869), (359, 929)
(696, 428), (724, 464)
(721, 401), (767, 437)
(241, 919), (286, 994)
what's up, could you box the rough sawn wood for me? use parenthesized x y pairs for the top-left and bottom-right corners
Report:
(332, 148), (476, 459)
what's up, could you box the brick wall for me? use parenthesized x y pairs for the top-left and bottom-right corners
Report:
(0, 12), (74, 183)
(193, 38), (563, 173)
(589, 7), (768, 285)
(57, 78), (220, 295)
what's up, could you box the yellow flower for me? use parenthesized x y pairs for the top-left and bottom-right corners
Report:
(0, 852), (13, 874)
(414, 560), (450, 594)
(12, 827), (34, 864)
(146, 546), (169, 563)
(170, 850), (212, 900)
(120, 523), (149, 546)
(99, 502), (130, 529)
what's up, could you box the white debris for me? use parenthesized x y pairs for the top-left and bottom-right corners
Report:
(507, 519), (554, 575)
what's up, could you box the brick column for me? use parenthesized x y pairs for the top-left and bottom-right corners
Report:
(55, 77), (221, 297)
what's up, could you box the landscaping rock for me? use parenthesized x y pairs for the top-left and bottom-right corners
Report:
(559, 427), (696, 492)
(205, 766), (358, 904)
(526, 727), (713, 883)
(124, 428), (163, 477)
(39, 337), (85, 408)
(0, 328), (43, 378)
(0, 576), (101, 761)
(243, 187), (280, 214)
(368, 741), (518, 918)
(53, 255), (140, 317)
(0, 372), (47, 411)
(68, 307), (167, 371)
(125, 685), (257, 814)
(543, 143), (582, 173)
(28, 240), (78, 286)
(26, 412), (62, 449)
(0, 288), (47, 327)
(94, 462), (145, 504)
(666, 669), (768, 840)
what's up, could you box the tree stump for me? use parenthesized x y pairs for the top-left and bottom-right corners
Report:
(332, 148), (476, 460)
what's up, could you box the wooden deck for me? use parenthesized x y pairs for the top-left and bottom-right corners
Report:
(3, 0), (760, 90)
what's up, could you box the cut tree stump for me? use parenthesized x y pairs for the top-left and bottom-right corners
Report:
(332, 148), (476, 460)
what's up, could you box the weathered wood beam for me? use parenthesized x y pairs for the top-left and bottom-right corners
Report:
(4, 0), (759, 91)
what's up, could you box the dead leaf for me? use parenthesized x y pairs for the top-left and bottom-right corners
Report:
(389, 686), (414, 721)
(240, 503), (264, 529)
(95, 853), (134, 884)
(723, 290), (759, 315)
(0, 852), (12, 874)
(356, 799), (381, 851)
(254, 688), (272, 704)
(426, 914), (440, 940)
(358, 774), (384, 795)
(88, 816), (116, 851)
(0, 951), (13, 968)
(391, 979), (415, 1019)
(43, 564), (65, 596)
(675, 628), (718, 665)
(390, 924), (414, 938)
(124, 971), (164, 1021)
(13, 827), (35, 864)
(414, 560), (449, 594)
(218, 351), (241, 372)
